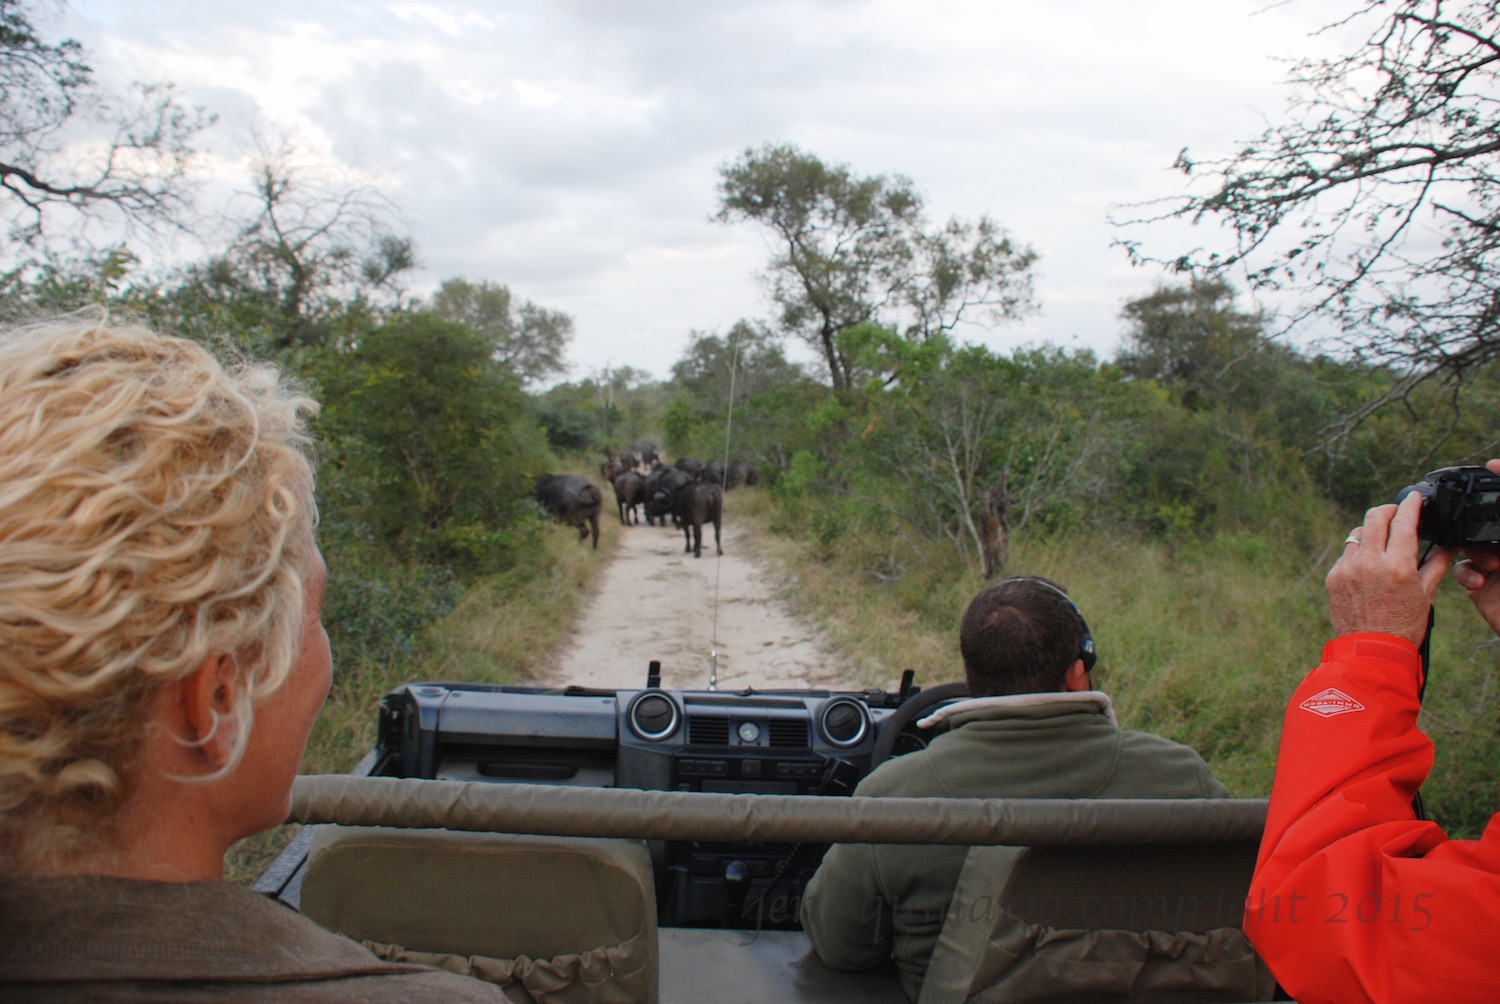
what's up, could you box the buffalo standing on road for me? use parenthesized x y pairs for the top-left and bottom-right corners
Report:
(672, 481), (723, 558)
(535, 474), (602, 549)
(613, 470), (646, 525)
(645, 467), (692, 527)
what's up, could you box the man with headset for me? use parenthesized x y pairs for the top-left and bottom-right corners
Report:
(799, 574), (1228, 1001)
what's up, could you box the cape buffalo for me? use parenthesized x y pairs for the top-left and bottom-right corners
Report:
(535, 474), (602, 548)
(645, 467), (692, 527)
(613, 470), (646, 525)
(727, 460), (760, 489)
(672, 481), (723, 558)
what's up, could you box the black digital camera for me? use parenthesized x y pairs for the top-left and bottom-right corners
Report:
(1395, 466), (1500, 548)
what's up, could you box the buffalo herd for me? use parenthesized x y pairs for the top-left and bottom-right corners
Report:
(534, 449), (759, 559)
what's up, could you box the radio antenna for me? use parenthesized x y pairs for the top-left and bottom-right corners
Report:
(707, 327), (744, 691)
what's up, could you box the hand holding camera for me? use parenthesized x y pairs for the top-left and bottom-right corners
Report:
(1337, 462), (1500, 644)
(1327, 493), (1449, 646)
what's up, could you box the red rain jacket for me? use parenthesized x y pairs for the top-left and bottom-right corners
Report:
(1244, 632), (1500, 1003)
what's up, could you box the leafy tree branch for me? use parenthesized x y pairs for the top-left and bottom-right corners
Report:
(0, 1), (208, 246)
(1118, 0), (1500, 412)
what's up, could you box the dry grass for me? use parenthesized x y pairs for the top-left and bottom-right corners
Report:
(750, 513), (967, 691)
(416, 522), (620, 684)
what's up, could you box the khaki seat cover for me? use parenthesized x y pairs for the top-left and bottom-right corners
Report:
(918, 838), (1276, 1004)
(301, 825), (658, 1004)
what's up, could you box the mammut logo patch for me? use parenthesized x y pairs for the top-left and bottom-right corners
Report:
(1299, 688), (1365, 718)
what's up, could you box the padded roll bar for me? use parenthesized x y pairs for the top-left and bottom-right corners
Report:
(291, 775), (1266, 846)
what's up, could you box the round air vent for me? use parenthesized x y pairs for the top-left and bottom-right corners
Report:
(819, 696), (869, 747)
(627, 691), (680, 741)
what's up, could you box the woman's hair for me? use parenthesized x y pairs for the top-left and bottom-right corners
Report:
(0, 313), (319, 864)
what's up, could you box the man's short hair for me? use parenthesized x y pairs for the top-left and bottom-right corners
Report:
(959, 575), (1087, 696)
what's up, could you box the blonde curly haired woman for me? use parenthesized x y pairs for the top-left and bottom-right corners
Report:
(0, 317), (505, 1001)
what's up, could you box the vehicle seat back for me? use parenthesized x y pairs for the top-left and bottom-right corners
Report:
(300, 825), (658, 1004)
(917, 837), (1275, 1003)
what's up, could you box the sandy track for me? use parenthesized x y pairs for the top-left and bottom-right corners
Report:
(539, 513), (851, 691)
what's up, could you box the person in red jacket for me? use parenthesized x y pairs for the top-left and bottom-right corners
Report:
(1244, 465), (1500, 1003)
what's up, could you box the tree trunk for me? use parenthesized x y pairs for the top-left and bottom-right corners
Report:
(819, 315), (847, 393)
(979, 471), (1009, 579)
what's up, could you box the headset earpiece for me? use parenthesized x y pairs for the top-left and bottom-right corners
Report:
(1006, 575), (1097, 673)
(1078, 617), (1097, 672)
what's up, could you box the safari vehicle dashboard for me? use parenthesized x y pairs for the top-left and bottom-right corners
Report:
(372, 670), (944, 930)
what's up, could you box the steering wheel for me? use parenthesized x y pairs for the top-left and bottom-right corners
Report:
(867, 681), (969, 768)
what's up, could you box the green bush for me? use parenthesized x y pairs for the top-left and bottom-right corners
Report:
(322, 540), (462, 679)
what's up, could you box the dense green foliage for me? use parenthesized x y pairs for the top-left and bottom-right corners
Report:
(429, 277), (573, 387)
(313, 311), (550, 573)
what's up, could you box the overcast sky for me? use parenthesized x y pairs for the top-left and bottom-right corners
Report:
(60, 0), (1358, 382)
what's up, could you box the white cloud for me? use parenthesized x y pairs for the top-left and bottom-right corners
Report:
(388, 3), (496, 37)
(512, 80), (564, 108)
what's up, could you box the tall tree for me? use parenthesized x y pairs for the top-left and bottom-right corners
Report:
(319, 311), (546, 570)
(232, 154), (412, 347)
(671, 319), (805, 414)
(429, 277), (572, 386)
(717, 143), (919, 392)
(1120, 0), (1500, 408)
(161, 153), (413, 352)
(1117, 280), (1267, 410)
(0, 0), (207, 246)
(902, 216), (1037, 342)
(586, 363), (652, 442)
(716, 143), (1036, 393)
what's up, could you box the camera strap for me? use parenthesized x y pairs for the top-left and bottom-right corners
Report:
(1411, 605), (1435, 821)
(1417, 605), (1433, 703)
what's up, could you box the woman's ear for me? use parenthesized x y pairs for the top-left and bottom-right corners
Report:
(177, 653), (241, 766)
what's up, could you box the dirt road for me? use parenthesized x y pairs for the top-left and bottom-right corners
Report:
(540, 516), (852, 691)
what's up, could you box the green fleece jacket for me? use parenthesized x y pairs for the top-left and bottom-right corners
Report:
(799, 691), (1228, 1002)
